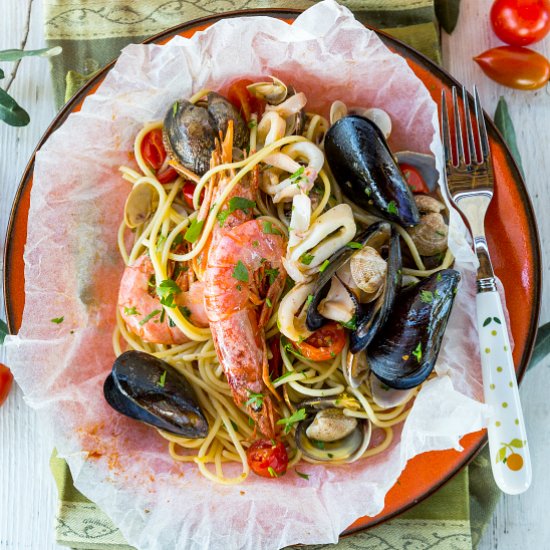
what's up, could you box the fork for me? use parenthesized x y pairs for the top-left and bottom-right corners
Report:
(440, 86), (531, 495)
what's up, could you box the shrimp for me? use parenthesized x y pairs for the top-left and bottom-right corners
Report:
(118, 254), (208, 345)
(204, 219), (287, 440)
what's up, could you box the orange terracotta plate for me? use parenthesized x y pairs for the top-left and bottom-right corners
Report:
(3, 9), (541, 536)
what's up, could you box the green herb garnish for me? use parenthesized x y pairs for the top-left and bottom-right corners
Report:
(340, 315), (357, 330)
(346, 242), (363, 249)
(50, 316), (64, 324)
(217, 197), (256, 226)
(184, 218), (204, 243)
(306, 294), (314, 306)
(276, 408), (307, 434)
(230, 419), (239, 433)
(295, 469), (310, 480)
(412, 342), (422, 362)
(420, 290), (434, 304)
(262, 220), (281, 235)
(232, 260), (249, 282)
(264, 267), (280, 285)
(319, 259), (330, 272)
(158, 370), (167, 388)
(245, 390), (264, 410)
(266, 298), (272, 308)
(139, 309), (161, 326)
(300, 252), (315, 265)
(267, 466), (279, 478)
(178, 305), (191, 320)
(387, 201), (398, 215)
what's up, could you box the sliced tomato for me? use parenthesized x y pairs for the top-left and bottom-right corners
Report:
(141, 128), (166, 171)
(293, 322), (346, 361)
(0, 363), (14, 407)
(399, 163), (430, 193)
(246, 439), (288, 478)
(182, 181), (205, 209)
(157, 165), (178, 184)
(226, 78), (265, 122)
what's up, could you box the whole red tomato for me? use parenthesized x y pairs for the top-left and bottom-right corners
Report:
(490, 0), (550, 46)
(246, 439), (288, 478)
(474, 45), (550, 89)
(0, 363), (14, 406)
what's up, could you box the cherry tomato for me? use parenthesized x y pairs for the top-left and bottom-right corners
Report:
(182, 181), (205, 209)
(246, 439), (288, 478)
(490, 0), (550, 46)
(0, 363), (14, 407)
(293, 322), (346, 362)
(474, 45), (550, 89)
(141, 129), (166, 170)
(156, 165), (178, 184)
(268, 335), (282, 381)
(399, 163), (429, 193)
(226, 78), (265, 122)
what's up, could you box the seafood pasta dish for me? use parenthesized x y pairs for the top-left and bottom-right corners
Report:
(104, 77), (459, 484)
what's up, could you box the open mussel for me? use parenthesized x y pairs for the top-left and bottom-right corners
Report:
(163, 92), (248, 176)
(324, 115), (420, 227)
(294, 397), (372, 462)
(104, 350), (208, 438)
(367, 269), (461, 390)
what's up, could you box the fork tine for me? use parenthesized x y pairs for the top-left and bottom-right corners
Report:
(440, 90), (453, 167)
(452, 86), (465, 165)
(462, 86), (477, 165)
(473, 85), (490, 161)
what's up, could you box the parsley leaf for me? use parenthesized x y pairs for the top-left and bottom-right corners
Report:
(248, 119), (257, 129)
(139, 309), (161, 326)
(184, 218), (204, 243)
(244, 390), (264, 410)
(266, 297), (272, 308)
(217, 197), (256, 226)
(178, 305), (191, 320)
(295, 469), (310, 480)
(156, 279), (181, 309)
(306, 294), (314, 306)
(267, 466), (279, 478)
(158, 370), (167, 388)
(436, 273), (443, 282)
(289, 166), (305, 182)
(264, 267), (280, 285)
(420, 290), (434, 304)
(230, 419), (239, 433)
(340, 315), (357, 330)
(171, 233), (184, 248)
(300, 252), (315, 265)
(346, 241), (363, 249)
(232, 260), (249, 282)
(319, 259), (330, 272)
(387, 201), (398, 215)
(412, 342), (422, 362)
(262, 220), (281, 235)
(124, 307), (139, 316)
(50, 316), (64, 324)
(276, 408), (307, 434)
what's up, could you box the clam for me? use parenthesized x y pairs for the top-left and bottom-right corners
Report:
(369, 372), (414, 408)
(163, 92), (248, 176)
(406, 194), (449, 257)
(294, 397), (372, 462)
(104, 350), (208, 438)
(367, 269), (461, 389)
(124, 183), (155, 228)
(324, 115), (420, 227)
(247, 76), (288, 105)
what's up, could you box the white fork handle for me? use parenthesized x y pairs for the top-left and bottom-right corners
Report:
(476, 290), (532, 494)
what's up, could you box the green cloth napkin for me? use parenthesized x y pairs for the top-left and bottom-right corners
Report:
(44, 1), (498, 549)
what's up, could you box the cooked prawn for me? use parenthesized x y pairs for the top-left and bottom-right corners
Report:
(118, 254), (208, 345)
(204, 219), (287, 440)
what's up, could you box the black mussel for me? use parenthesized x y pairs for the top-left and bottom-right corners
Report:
(163, 92), (248, 176)
(306, 222), (392, 332)
(324, 115), (420, 227)
(367, 269), (461, 390)
(104, 350), (208, 438)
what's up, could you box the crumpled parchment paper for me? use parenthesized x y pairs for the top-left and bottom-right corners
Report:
(4, 2), (491, 549)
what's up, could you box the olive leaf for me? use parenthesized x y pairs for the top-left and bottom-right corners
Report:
(496, 446), (506, 463)
(483, 317), (491, 327)
(528, 322), (550, 370)
(435, 0), (461, 35)
(0, 88), (30, 126)
(0, 319), (8, 345)
(509, 439), (524, 448)
(0, 68), (4, 79)
(494, 97), (525, 178)
(0, 46), (62, 62)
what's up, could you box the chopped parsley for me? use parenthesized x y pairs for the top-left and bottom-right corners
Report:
(248, 119), (257, 129)
(300, 252), (315, 265)
(262, 220), (281, 235)
(435, 229), (447, 237)
(156, 279), (181, 308)
(311, 439), (325, 450)
(387, 201), (398, 215)
(306, 294), (314, 306)
(267, 466), (279, 478)
(172, 102), (178, 116)
(289, 166), (305, 182)
(346, 241), (363, 249)
(340, 315), (357, 330)
(264, 267), (280, 285)
(295, 469), (310, 480)
(272, 370), (298, 384)
(420, 290), (434, 304)
(230, 420), (239, 433)
(276, 408), (307, 434)
(217, 197), (256, 226)
(171, 233), (185, 248)
(245, 390), (264, 410)
(184, 218), (204, 243)
(266, 297), (272, 308)
(168, 317), (176, 327)
(172, 263), (189, 279)
(318, 259), (330, 272)
(436, 273), (442, 282)
(159, 309), (166, 323)
(139, 309), (161, 326)
(232, 260), (249, 282)
(178, 305), (191, 320)
(412, 342), (423, 362)
(158, 370), (167, 388)
(124, 306), (139, 316)
(364, 187), (372, 197)
(252, 240), (259, 247)
(50, 316), (64, 324)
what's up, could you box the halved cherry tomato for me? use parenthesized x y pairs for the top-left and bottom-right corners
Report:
(246, 439), (288, 478)
(182, 181), (205, 209)
(0, 363), (14, 407)
(156, 165), (178, 184)
(141, 129), (165, 170)
(293, 322), (346, 362)
(399, 163), (429, 193)
(474, 45), (550, 90)
(226, 78), (265, 122)
(490, 0), (550, 46)
(268, 335), (282, 381)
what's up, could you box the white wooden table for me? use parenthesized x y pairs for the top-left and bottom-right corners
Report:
(1, 1), (549, 548)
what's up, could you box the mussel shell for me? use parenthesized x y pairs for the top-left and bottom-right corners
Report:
(324, 115), (420, 227)
(306, 221), (392, 332)
(367, 269), (461, 390)
(104, 350), (208, 438)
(349, 228), (402, 354)
(163, 93), (248, 176)
(395, 151), (438, 193)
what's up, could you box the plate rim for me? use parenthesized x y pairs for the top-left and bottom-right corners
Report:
(2, 7), (542, 537)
